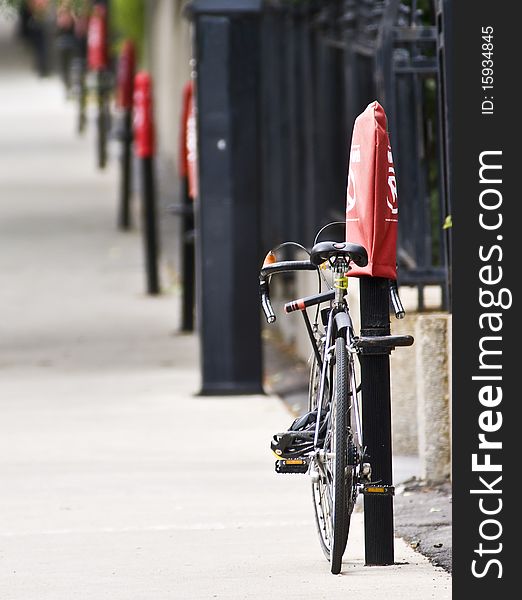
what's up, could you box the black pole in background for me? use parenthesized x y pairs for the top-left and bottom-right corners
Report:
(118, 109), (133, 230)
(189, 0), (264, 395)
(96, 70), (108, 170)
(115, 40), (136, 230)
(180, 178), (195, 331)
(133, 71), (160, 296)
(140, 156), (160, 295)
(359, 276), (394, 565)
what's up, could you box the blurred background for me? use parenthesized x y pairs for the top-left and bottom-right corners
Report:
(1, 0), (452, 491)
(0, 0), (453, 587)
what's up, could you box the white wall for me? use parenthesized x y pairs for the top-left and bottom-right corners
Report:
(145, 0), (192, 172)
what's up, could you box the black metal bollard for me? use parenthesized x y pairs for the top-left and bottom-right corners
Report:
(179, 178), (195, 331)
(177, 80), (196, 332)
(359, 276), (394, 565)
(140, 156), (160, 295)
(115, 41), (136, 231)
(133, 72), (160, 296)
(87, 3), (111, 170)
(96, 71), (109, 169)
(29, 15), (52, 77)
(188, 0), (264, 395)
(70, 34), (88, 135)
(118, 109), (133, 229)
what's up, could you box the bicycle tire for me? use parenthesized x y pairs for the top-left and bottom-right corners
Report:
(309, 345), (332, 560)
(330, 335), (350, 573)
(311, 335), (355, 573)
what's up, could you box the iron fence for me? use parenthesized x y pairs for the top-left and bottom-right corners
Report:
(259, 0), (452, 310)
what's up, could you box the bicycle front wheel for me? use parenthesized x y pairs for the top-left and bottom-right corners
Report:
(312, 335), (354, 574)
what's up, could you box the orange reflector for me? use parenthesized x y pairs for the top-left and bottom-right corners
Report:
(263, 251), (277, 267)
(366, 487), (385, 493)
(285, 459), (304, 465)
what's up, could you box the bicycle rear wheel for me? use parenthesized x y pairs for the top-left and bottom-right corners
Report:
(311, 335), (354, 574)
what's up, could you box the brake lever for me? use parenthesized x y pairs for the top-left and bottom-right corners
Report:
(259, 278), (276, 324)
(388, 279), (405, 319)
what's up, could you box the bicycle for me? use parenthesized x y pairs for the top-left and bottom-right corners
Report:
(259, 225), (413, 574)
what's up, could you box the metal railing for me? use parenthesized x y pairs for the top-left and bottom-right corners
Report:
(259, 0), (452, 310)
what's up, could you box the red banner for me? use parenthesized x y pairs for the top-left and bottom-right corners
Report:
(184, 82), (198, 199)
(133, 71), (155, 159)
(178, 81), (192, 179)
(87, 4), (108, 71)
(116, 40), (136, 110)
(345, 101), (398, 279)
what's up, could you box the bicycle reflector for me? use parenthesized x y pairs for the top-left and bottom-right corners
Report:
(263, 250), (277, 267)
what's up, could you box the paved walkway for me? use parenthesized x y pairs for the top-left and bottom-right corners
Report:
(0, 16), (450, 599)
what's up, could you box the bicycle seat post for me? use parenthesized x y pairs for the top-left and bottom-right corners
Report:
(332, 257), (348, 307)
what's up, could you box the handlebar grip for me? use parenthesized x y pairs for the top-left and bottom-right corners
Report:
(284, 290), (335, 314)
(261, 293), (276, 324)
(259, 279), (276, 324)
(388, 279), (405, 319)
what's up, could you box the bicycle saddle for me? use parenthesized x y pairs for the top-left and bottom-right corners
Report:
(310, 240), (368, 268)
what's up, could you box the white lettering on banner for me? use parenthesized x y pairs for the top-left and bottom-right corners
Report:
(187, 112), (197, 166)
(386, 146), (398, 219)
(346, 145), (361, 213)
(351, 144), (361, 163)
(346, 170), (356, 213)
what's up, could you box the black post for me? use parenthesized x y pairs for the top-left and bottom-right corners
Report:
(140, 156), (160, 295)
(97, 70), (108, 170)
(359, 276), (395, 565)
(118, 110), (133, 230)
(189, 0), (264, 395)
(72, 48), (87, 135)
(180, 178), (195, 331)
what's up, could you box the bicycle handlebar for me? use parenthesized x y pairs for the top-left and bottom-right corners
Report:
(259, 260), (317, 324)
(259, 260), (316, 279)
(259, 258), (407, 324)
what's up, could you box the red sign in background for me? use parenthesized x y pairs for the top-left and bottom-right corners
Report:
(116, 40), (136, 111)
(179, 81), (198, 200)
(133, 72), (155, 159)
(87, 4), (108, 71)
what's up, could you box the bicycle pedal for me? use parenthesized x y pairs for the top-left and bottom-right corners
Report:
(275, 458), (309, 474)
(361, 484), (395, 496)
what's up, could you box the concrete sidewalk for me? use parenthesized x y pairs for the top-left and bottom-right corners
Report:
(0, 18), (450, 599)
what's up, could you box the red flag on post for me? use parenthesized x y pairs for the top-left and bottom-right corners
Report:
(179, 81), (198, 200)
(87, 4), (108, 71)
(178, 81), (192, 180)
(116, 40), (136, 110)
(345, 101), (398, 280)
(133, 71), (155, 159)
